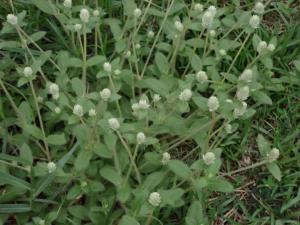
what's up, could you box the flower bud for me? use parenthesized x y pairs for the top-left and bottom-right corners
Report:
(125, 50), (131, 58)
(49, 83), (59, 96)
(179, 89), (192, 101)
(103, 62), (112, 73)
(161, 152), (171, 165)
(267, 148), (280, 162)
(194, 3), (203, 12)
(7, 14), (18, 25)
(219, 49), (227, 56)
(203, 152), (216, 165)
(88, 109), (97, 117)
(196, 71), (208, 83)
(153, 94), (161, 102)
(100, 88), (111, 101)
(254, 2), (264, 14)
(209, 29), (216, 37)
(73, 104), (84, 117)
(208, 5), (217, 16)
(47, 162), (57, 173)
(249, 15), (260, 29)
(108, 118), (120, 130)
(174, 21), (184, 32)
(267, 43), (275, 51)
(136, 132), (146, 144)
(225, 124), (232, 134)
(23, 67), (33, 77)
(63, 0), (72, 8)
(147, 30), (155, 39)
(236, 86), (250, 101)
(138, 99), (150, 109)
(207, 96), (219, 112)
(133, 8), (142, 18)
(93, 10), (100, 17)
(202, 10), (214, 28)
(135, 43), (141, 50)
(234, 101), (247, 117)
(148, 192), (161, 207)
(54, 107), (61, 114)
(239, 69), (253, 82)
(114, 69), (121, 75)
(74, 24), (82, 32)
(257, 41), (268, 53)
(80, 8), (90, 23)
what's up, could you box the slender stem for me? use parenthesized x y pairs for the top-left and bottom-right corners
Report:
(108, 73), (122, 117)
(222, 160), (267, 176)
(82, 23), (88, 95)
(125, 144), (139, 181)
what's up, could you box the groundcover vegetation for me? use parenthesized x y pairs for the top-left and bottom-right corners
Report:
(0, 0), (299, 224)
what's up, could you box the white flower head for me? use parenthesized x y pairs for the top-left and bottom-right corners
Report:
(93, 9), (100, 17)
(219, 49), (227, 56)
(133, 8), (142, 18)
(103, 62), (112, 73)
(267, 43), (275, 51)
(153, 94), (161, 103)
(114, 69), (121, 75)
(125, 50), (131, 58)
(174, 21), (184, 32)
(100, 88), (111, 101)
(52, 93), (59, 100)
(249, 15), (260, 29)
(236, 86), (250, 101)
(147, 30), (155, 39)
(202, 10), (214, 28)
(54, 107), (61, 114)
(179, 89), (192, 101)
(226, 99), (233, 104)
(208, 5), (217, 16)
(88, 109), (97, 117)
(138, 99), (150, 109)
(209, 29), (216, 37)
(108, 118), (120, 130)
(74, 24), (82, 32)
(73, 104), (84, 117)
(207, 96), (219, 112)
(23, 67), (33, 77)
(47, 162), (56, 173)
(267, 148), (280, 162)
(148, 192), (161, 207)
(234, 101), (247, 117)
(239, 69), (253, 82)
(63, 0), (72, 8)
(225, 124), (232, 134)
(194, 3), (203, 12)
(131, 103), (140, 111)
(161, 152), (171, 165)
(49, 83), (59, 96)
(254, 2), (265, 14)
(37, 96), (43, 103)
(7, 14), (18, 25)
(196, 71), (208, 83)
(257, 41), (268, 53)
(80, 8), (90, 23)
(135, 43), (141, 50)
(203, 152), (216, 165)
(136, 132), (146, 144)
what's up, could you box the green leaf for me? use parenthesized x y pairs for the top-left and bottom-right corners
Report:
(46, 134), (67, 145)
(168, 160), (191, 179)
(32, 0), (56, 15)
(208, 177), (234, 193)
(93, 142), (112, 158)
(267, 162), (282, 181)
(71, 77), (84, 96)
(20, 143), (33, 165)
(0, 171), (31, 190)
(87, 55), (106, 67)
(142, 171), (166, 190)
(23, 124), (43, 140)
(100, 166), (122, 186)
(74, 149), (93, 171)
(186, 200), (207, 225)
(105, 18), (122, 40)
(137, 78), (169, 97)
(294, 60), (300, 72)
(257, 134), (271, 157)
(0, 204), (31, 213)
(252, 91), (272, 105)
(155, 52), (169, 75)
(160, 188), (185, 207)
(28, 31), (46, 43)
(119, 215), (140, 225)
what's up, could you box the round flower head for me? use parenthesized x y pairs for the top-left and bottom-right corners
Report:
(203, 152), (216, 165)
(103, 62), (112, 73)
(125, 50), (131, 58)
(208, 5), (217, 16)
(179, 89), (192, 101)
(194, 3), (203, 12)
(93, 10), (100, 17)
(239, 69), (253, 82)
(153, 94), (161, 102)
(88, 109), (97, 117)
(147, 30), (155, 39)
(73, 104), (84, 117)
(236, 86), (250, 101)
(23, 67), (33, 77)
(108, 118), (120, 130)
(267, 148), (280, 162)
(131, 103), (140, 111)
(207, 96), (219, 112)
(54, 107), (61, 114)
(219, 49), (227, 56)
(7, 14), (18, 25)
(234, 101), (247, 117)
(267, 43), (275, 51)
(49, 83), (59, 96)
(138, 99), (150, 109)
(47, 162), (56, 173)
(148, 192), (161, 207)
(80, 8), (90, 23)
(257, 41), (268, 53)
(100, 88), (111, 101)
(133, 8), (142, 18)
(209, 30), (216, 37)
(114, 69), (121, 75)
(37, 96), (43, 103)
(174, 21), (184, 32)
(202, 10), (214, 29)
(196, 71), (208, 83)
(161, 152), (171, 165)
(225, 123), (232, 134)
(136, 132), (146, 144)
(135, 43), (141, 50)
(249, 15), (260, 29)
(63, 0), (72, 8)
(74, 24), (82, 32)
(254, 2), (265, 14)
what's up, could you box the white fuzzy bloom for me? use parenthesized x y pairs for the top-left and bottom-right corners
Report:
(239, 69), (253, 82)
(202, 10), (214, 28)
(147, 30), (155, 39)
(54, 107), (61, 114)
(74, 24), (82, 32)
(93, 10), (100, 17)
(135, 43), (141, 50)
(267, 148), (280, 162)
(174, 21), (184, 32)
(80, 8), (90, 23)
(125, 51), (131, 58)
(49, 83), (59, 96)
(179, 89), (192, 102)
(226, 99), (233, 103)
(7, 14), (18, 25)
(63, 0), (72, 8)
(153, 94), (161, 102)
(254, 2), (265, 14)
(196, 71), (208, 83)
(23, 67), (33, 77)
(108, 118), (120, 130)
(194, 3), (203, 12)
(161, 152), (171, 165)
(114, 69), (121, 75)
(219, 49), (227, 56)
(52, 93), (59, 100)
(225, 124), (232, 134)
(202, 152), (216, 165)
(234, 101), (247, 117)
(249, 15), (260, 29)
(209, 30), (216, 37)
(207, 96), (219, 112)
(257, 41), (268, 53)
(136, 132), (146, 144)
(88, 109), (97, 117)
(267, 43), (275, 51)
(103, 62), (112, 73)
(100, 88), (111, 101)
(148, 192), (161, 207)
(236, 86), (250, 101)
(138, 99), (150, 109)
(132, 103), (140, 111)
(208, 5), (217, 16)
(133, 8), (142, 18)
(73, 104), (84, 117)
(37, 96), (43, 103)
(47, 162), (56, 173)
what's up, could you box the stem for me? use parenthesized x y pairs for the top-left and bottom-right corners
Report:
(82, 23), (88, 95)
(222, 160), (267, 176)
(125, 144), (139, 181)
(108, 73), (122, 117)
